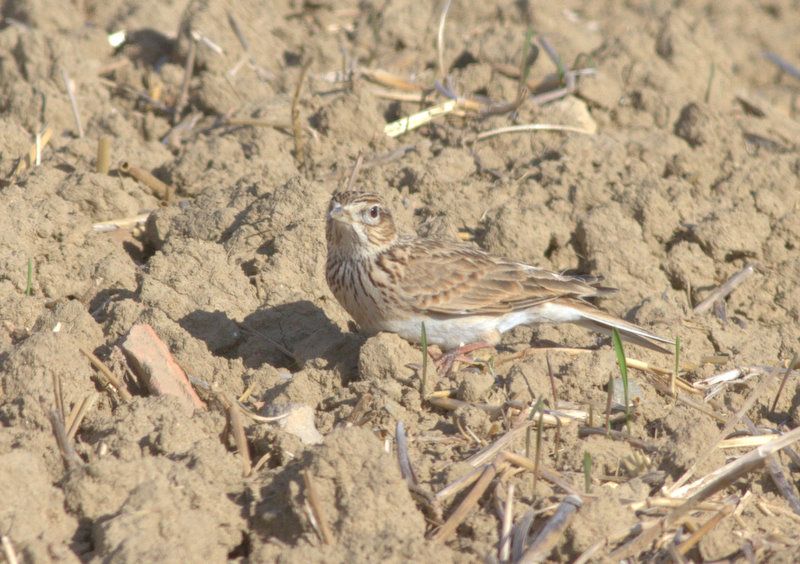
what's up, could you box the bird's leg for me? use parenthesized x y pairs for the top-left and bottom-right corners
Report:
(433, 342), (495, 376)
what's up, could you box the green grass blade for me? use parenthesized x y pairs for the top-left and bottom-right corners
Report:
(583, 451), (592, 493)
(611, 328), (631, 434)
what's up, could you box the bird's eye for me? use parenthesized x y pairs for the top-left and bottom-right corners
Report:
(369, 206), (380, 219)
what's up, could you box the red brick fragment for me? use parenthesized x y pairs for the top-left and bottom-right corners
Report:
(121, 323), (206, 411)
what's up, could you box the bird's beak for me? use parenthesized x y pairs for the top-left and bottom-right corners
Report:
(329, 202), (347, 222)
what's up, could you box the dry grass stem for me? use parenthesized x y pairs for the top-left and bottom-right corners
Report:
(1, 535), (18, 564)
(499, 483), (514, 562)
(668, 378), (768, 495)
(345, 153), (364, 192)
(303, 470), (335, 545)
(61, 69), (84, 138)
(436, 464), (487, 500)
(518, 495), (582, 563)
(396, 420), (417, 485)
(744, 417), (800, 515)
(48, 409), (81, 470)
(771, 353), (799, 413)
(226, 396), (252, 477)
(675, 501), (736, 555)
(431, 458), (506, 543)
(92, 212), (151, 232)
(96, 136), (111, 174)
(384, 100), (461, 138)
(291, 59), (313, 168)
(436, 0), (453, 79)
(174, 36), (197, 124)
(66, 393), (97, 441)
(501, 451), (582, 497)
(671, 425), (800, 503)
(693, 263), (756, 314)
(119, 162), (173, 203)
(52, 372), (65, 423)
(361, 68), (424, 92)
(717, 434), (779, 449)
(473, 123), (593, 142)
(11, 127), (53, 177)
(79, 346), (133, 402)
(511, 508), (537, 561)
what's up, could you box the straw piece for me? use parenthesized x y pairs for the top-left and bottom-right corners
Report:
(48, 409), (81, 470)
(11, 127), (53, 177)
(227, 396), (252, 477)
(431, 458), (506, 543)
(499, 483), (514, 562)
(1, 535), (19, 564)
(396, 421), (417, 485)
(79, 347), (133, 402)
(384, 100), (459, 138)
(66, 393), (97, 441)
(436, 0), (453, 79)
(93, 213), (152, 233)
(518, 495), (582, 563)
(96, 136), (111, 174)
(693, 264), (756, 314)
(61, 69), (84, 138)
(675, 501), (735, 555)
(473, 123), (593, 142)
(303, 470), (335, 545)
(119, 162), (173, 202)
(668, 378), (767, 495)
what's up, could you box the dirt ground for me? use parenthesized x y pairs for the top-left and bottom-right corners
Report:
(1, 0), (799, 561)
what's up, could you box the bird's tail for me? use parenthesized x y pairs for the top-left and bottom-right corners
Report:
(567, 300), (674, 354)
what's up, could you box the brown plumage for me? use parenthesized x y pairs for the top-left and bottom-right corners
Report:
(325, 191), (672, 352)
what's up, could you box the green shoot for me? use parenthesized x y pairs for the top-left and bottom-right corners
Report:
(671, 336), (681, 397)
(525, 397), (543, 459)
(533, 407), (544, 493)
(517, 27), (537, 99)
(611, 328), (631, 435)
(583, 451), (592, 493)
(25, 258), (33, 296)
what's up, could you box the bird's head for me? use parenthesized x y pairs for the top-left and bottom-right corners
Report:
(326, 191), (398, 256)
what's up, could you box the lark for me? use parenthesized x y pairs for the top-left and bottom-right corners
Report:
(325, 191), (673, 353)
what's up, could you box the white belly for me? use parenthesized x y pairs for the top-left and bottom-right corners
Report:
(374, 303), (583, 350)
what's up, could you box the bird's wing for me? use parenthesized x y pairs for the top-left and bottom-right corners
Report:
(377, 238), (612, 317)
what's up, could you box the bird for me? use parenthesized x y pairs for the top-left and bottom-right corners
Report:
(325, 190), (673, 354)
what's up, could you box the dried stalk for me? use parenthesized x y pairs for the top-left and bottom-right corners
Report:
(119, 162), (173, 203)
(48, 409), (81, 470)
(96, 136), (111, 174)
(11, 127), (53, 177)
(61, 69), (84, 138)
(66, 393), (97, 441)
(431, 457), (506, 543)
(499, 483), (514, 562)
(1, 535), (18, 564)
(693, 263), (755, 314)
(303, 470), (335, 545)
(227, 397), (252, 477)
(93, 213), (151, 232)
(396, 420), (417, 485)
(79, 347), (133, 402)
(518, 495), (582, 563)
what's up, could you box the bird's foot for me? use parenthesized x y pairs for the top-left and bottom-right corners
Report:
(432, 342), (494, 376)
